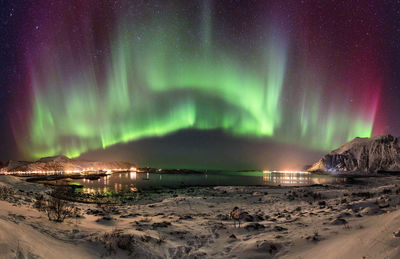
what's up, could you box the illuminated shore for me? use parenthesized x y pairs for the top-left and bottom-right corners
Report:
(1, 167), (137, 176)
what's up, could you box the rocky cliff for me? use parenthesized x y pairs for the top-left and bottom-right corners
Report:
(308, 135), (400, 173)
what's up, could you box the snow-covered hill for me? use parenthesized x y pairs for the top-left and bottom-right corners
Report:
(308, 135), (400, 173)
(4, 155), (135, 173)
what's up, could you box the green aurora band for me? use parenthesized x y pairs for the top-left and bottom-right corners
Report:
(19, 3), (378, 159)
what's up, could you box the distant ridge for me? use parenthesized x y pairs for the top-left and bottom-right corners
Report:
(37, 155), (70, 163)
(308, 135), (400, 173)
(2, 155), (135, 172)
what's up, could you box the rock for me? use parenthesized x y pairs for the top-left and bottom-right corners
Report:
(338, 212), (352, 218)
(117, 234), (135, 251)
(244, 223), (265, 231)
(179, 215), (193, 220)
(273, 225), (288, 232)
(256, 240), (281, 255)
(229, 234), (237, 239)
(152, 221), (171, 229)
(361, 206), (382, 215)
(237, 211), (252, 222)
(306, 232), (320, 241)
(102, 215), (113, 221)
(255, 214), (264, 221)
(15, 215), (25, 220)
(244, 214), (254, 222)
(393, 230), (400, 238)
(330, 218), (347, 225)
(190, 252), (207, 258)
(168, 246), (192, 258)
(379, 203), (390, 209)
(217, 214), (229, 220)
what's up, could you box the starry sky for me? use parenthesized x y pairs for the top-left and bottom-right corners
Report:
(1, 0), (400, 169)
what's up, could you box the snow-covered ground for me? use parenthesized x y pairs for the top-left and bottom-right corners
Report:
(1, 175), (400, 258)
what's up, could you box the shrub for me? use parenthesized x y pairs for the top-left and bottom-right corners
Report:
(46, 196), (73, 222)
(33, 194), (46, 211)
(46, 187), (73, 222)
(97, 229), (136, 255)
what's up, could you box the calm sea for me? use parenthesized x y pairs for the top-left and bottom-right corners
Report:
(73, 171), (346, 194)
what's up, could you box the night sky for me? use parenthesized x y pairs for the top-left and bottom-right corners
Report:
(1, 0), (400, 169)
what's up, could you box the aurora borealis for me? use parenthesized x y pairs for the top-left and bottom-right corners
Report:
(2, 0), (398, 169)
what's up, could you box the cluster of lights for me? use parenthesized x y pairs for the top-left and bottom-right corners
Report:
(262, 170), (309, 174)
(2, 166), (137, 175)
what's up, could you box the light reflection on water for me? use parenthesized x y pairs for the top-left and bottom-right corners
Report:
(74, 171), (347, 194)
(262, 173), (345, 185)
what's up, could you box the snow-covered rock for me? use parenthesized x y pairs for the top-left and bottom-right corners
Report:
(308, 135), (400, 173)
